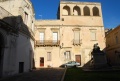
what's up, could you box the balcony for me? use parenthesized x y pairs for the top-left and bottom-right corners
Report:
(73, 40), (82, 46)
(35, 40), (60, 47)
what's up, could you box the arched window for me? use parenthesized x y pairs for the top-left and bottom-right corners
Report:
(116, 36), (118, 44)
(62, 6), (70, 15)
(93, 7), (99, 16)
(73, 6), (81, 15)
(83, 6), (90, 16)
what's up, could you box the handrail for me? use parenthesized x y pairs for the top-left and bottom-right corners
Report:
(36, 40), (60, 46)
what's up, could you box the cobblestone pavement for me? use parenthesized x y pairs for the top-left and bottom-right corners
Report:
(0, 68), (65, 81)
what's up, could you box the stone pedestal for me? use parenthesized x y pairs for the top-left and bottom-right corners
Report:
(92, 53), (107, 68)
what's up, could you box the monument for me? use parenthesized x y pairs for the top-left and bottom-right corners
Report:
(91, 43), (107, 69)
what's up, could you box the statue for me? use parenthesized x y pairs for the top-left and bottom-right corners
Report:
(93, 43), (100, 53)
(91, 43), (107, 69)
(92, 43), (104, 55)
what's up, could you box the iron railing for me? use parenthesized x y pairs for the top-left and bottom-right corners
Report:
(73, 40), (82, 45)
(36, 40), (60, 46)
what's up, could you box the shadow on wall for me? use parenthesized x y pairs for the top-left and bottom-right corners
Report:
(0, 15), (36, 77)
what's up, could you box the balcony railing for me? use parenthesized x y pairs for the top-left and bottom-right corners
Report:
(73, 40), (82, 45)
(36, 40), (60, 46)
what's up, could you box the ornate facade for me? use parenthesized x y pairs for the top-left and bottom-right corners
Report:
(0, 0), (106, 77)
(34, 1), (105, 68)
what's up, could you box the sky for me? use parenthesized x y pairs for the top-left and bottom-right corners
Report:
(31, 0), (120, 28)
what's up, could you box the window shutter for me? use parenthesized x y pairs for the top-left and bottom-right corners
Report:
(47, 52), (51, 61)
(65, 51), (71, 60)
(53, 32), (58, 43)
(39, 32), (44, 42)
(74, 31), (80, 43)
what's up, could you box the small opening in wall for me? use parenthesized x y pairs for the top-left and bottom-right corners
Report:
(61, 18), (64, 21)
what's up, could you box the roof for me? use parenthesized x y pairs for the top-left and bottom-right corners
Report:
(105, 25), (120, 37)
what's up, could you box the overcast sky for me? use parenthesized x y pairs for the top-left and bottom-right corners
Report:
(31, 0), (120, 28)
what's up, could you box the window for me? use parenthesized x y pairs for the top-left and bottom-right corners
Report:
(73, 6), (81, 15)
(64, 51), (71, 60)
(116, 36), (118, 44)
(39, 32), (44, 43)
(93, 7), (99, 16)
(74, 31), (80, 44)
(73, 28), (80, 45)
(47, 52), (51, 61)
(83, 6), (90, 16)
(24, 12), (28, 24)
(53, 32), (58, 43)
(91, 32), (96, 40)
(63, 6), (70, 15)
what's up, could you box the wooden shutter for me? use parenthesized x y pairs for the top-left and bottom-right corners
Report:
(53, 32), (58, 43)
(47, 52), (51, 61)
(74, 31), (80, 43)
(39, 32), (44, 42)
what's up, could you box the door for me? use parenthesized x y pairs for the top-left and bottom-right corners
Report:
(75, 55), (81, 65)
(0, 33), (4, 77)
(40, 57), (44, 67)
(19, 62), (24, 73)
(0, 47), (3, 77)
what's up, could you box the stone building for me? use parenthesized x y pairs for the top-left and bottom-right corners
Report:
(0, 0), (35, 77)
(34, 1), (105, 68)
(106, 25), (120, 66)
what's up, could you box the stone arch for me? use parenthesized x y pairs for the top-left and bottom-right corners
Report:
(73, 6), (81, 15)
(0, 32), (5, 77)
(62, 5), (71, 15)
(93, 7), (99, 16)
(83, 6), (90, 16)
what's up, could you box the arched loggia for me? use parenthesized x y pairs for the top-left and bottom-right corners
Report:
(93, 7), (99, 16)
(83, 6), (90, 16)
(73, 6), (81, 15)
(62, 6), (71, 15)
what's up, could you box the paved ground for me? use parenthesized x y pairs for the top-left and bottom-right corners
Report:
(0, 68), (65, 81)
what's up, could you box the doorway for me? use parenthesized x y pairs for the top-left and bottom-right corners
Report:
(0, 33), (4, 77)
(19, 62), (24, 73)
(40, 57), (44, 67)
(75, 55), (81, 65)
